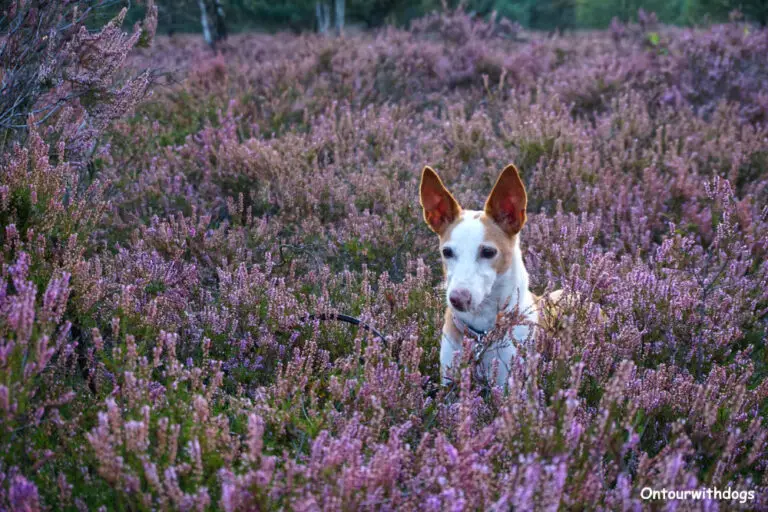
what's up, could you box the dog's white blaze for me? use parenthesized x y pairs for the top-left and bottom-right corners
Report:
(441, 212), (496, 313)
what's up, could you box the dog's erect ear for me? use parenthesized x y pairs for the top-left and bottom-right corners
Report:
(420, 166), (461, 235)
(484, 164), (527, 236)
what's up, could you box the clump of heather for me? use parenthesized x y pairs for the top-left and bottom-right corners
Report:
(1, 5), (767, 510)
(0, 253), (77, 507)
(0, 1), (158, 162)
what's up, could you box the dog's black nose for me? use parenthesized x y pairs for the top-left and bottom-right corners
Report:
(449, 289), (471, 312)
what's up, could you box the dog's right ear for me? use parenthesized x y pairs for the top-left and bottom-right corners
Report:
(420, 166), (460, 235)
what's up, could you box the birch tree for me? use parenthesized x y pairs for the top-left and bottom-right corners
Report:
(197, 0), (228, 48)
(197, 0), (213, 46)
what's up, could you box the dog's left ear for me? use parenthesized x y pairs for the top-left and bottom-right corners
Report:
(484, 164), (527, 236)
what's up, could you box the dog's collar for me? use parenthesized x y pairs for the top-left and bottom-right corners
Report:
(452, 314), (488, 341)
(452, 314), (495, 367)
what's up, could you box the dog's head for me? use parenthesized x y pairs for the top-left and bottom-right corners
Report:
(419, 164), (527, 314)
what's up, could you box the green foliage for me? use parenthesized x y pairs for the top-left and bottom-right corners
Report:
(242, 0), (317, 31)
(575, 0), (685, 27)
(682, 0), (768, 25)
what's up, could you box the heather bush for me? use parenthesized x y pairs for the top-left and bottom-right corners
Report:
(0, 0), (158, 162)
(0, 253), (76, 493)
(1, 6), (767, 510)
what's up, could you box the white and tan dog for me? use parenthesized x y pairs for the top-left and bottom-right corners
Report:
(419, 164), (561, 387)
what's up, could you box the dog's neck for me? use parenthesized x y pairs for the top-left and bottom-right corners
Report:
(449, 236), (536, 336)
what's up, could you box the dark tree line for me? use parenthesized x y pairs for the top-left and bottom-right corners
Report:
(121, 0), (768, 44)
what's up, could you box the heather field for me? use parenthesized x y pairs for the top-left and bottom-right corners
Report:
(2, 7), (768, 511)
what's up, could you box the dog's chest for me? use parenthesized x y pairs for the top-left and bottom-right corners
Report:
(440, 305), (536, 387)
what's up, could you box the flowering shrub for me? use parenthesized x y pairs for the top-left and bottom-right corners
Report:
(1, 7), (767, 510)
(0, 1), (158, 163)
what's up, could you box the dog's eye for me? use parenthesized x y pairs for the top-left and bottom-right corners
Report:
(480, 247), (497, 259)
(442, 247), (454, 259)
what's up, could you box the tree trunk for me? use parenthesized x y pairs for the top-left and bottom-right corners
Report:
(334, 0), (345, 36)
(212, 0), (227, 42)
(315, 2), (323, 34)
(197, 0), (213, 47)
(316, 1), (331, 34)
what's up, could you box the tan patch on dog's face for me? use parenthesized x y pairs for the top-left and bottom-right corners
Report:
(438, 210), (472, 244)
(480, 213), (515, 274)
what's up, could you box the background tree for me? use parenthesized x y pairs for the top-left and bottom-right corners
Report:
(317, 1), (332, 33)
(335, 0), (346, 33)
(196, 0), (228, 46)
(197, 0), (214, 43)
